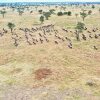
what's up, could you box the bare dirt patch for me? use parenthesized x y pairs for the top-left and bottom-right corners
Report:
(34, 68), (52, 80)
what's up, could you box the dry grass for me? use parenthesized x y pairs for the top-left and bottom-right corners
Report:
(0, 4), (100, 100)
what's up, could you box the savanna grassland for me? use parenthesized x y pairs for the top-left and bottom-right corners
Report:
(0, 3), (100, 100)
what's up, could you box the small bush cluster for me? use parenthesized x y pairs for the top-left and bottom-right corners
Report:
(57, 11), (72, 16)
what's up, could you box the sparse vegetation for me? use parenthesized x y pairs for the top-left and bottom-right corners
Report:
(57, 11), (63, 16)
(75, 22), (85, 41)
(7, 22), (15, 33)
(0, 2), (99, 100)
(80, 9), (88, 21)
(0, 10), (6, 18)
(40, 15), (44, 23)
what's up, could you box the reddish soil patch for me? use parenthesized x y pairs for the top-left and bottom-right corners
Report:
(35, 68), (52, 80)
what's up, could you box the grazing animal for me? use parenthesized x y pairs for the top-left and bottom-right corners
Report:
(39, 33), (42, 37)
(45, 38), (49, 42)
(12, 37), (18, 47)
(93, 46), (98, 50)
(62, 28), (68, 32)
(68, 42), (72, 49)
(3, 28), (8, 33)
(84, 27), (87, 30)
(65, 37), (71, 42)
(40, 38), (43, 44)
(61, 38), (65, 42)
(0, 32), (3, 37)
(87, 31), (91, 33)
(54, 41), (58, 44)
(27, 41), (32, 45)
(89, 34), (93, 38)
(33, 41), (36, 45)
(94, 34), (98, 39)
(82, 34), (87, 40)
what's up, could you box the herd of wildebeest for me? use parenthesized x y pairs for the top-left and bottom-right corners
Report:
(0, 23), (100, 50)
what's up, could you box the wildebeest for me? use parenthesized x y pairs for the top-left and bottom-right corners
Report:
(68, 42), (72, 49)
(82, 34), (87, 40)
(93, 46), (98, 50)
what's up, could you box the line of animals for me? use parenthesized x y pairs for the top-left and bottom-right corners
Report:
(0, 24), (100, 50)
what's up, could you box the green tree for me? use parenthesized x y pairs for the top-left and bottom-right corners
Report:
(75, 22), (85, 41)
(7, 22), (15, 33)
(99, 8), (100, 14)
(49, 9), (55, 14)
(62, 6), (66, 11)
(63, 12), (68, 15)
(38, 10), (43, 14)
(75, 13), (79, 23)
(0, 10), (7, 18)
(80, 10), (88, 21)
(92, 5), (95, 9)
(57, 12), (63, 16)
(40, 16), (44, 24)
(35, 6), (38, 11)
(67, 11), (72, 16)
(17, 8), (24, 16)
(43, 12), (51, 20)
(88, 10), (92, 15)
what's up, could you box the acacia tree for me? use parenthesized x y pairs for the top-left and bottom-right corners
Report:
(75, 22), (85, 41)
(75, 13), (78, 18)
(0, 10), (7, 18)
(62, 6), (66, 11)
(88, 10), (92, 15)
(75, 13), (79, 23)
(99, 8), (100, 14)
(49, 9), (55, 14)
(80, 10), (88, 21)
(40, 16), (44, 24)
(38, 10), (43, 14)
(7, 22), (15, 33)
(92, 5), (95, 9)
(43, 12), (51, 20)
(35, 6), (38, 11)
(67, 11), (72, 16)
(17, 8), (24, 16)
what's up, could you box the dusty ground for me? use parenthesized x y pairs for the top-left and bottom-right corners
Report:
(0, 4), (100, 100)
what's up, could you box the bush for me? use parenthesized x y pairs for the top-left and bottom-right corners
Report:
(43, 12), (51, 20)
(38, 10), (42, 14)
(49, 9), (55, 14)
(63, 12), (68, 15)
(40, 16), (44, 23)
(67, 11), (72, 16)
(57, 12), (63, 16)
(88, 10), (92, 15)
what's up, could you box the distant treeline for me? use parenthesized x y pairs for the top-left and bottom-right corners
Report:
(0, 2), (100, 7)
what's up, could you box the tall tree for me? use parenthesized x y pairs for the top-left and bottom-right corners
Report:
(40, 16), (44, 24)
(7, 22), (15, 33)
(75, 22), (85, 41)
(99, 8), (100, 14)
(43, 12), (51, 20)
(80, 9), (88, 21)
(75, 13), (79, 23)
(17, 8), (24, 16)
(0, 10), (7, 18)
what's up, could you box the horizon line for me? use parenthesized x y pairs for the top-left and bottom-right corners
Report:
(0, 1), (100, 3)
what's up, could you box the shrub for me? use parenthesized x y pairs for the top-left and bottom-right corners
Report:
(63, 12), (68, 15)
(40, 16), (44, 23)
(57, 12), (63, 16)
(67, 11), (72, 16)
(38, 10), (42, 14)
(49, 9), (55, 14)
(43, 12), (51, 20)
